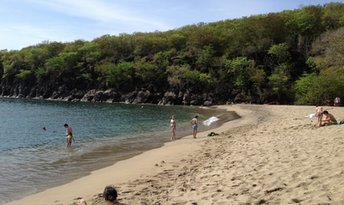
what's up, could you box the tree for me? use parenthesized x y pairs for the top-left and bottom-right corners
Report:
(295, 68), (344, 105)
(224, 57), (255, 96)
(310, 27), (344, 70)
(106, 61), (134, 91)
(167, 64), (214, 92)
(295, 73), (317, 104)
(268, 66), (289, 102)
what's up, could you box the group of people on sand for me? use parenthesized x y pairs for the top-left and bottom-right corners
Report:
(315, 105), (342, 127)
(170, 115), (199, 140)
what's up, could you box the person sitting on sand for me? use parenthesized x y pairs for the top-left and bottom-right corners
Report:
(321, 111), (337, 126)
(78, 186), (127, 205)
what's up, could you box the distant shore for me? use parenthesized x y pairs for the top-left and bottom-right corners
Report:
(6, 104), (344, 205)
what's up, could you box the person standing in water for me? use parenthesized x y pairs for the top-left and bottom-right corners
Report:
(170, 115), (176, 140)
(64, 123), (74, 147)
(191, 115), (198, 139)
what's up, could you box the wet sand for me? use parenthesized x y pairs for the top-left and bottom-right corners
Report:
(6, 105), (344, 205)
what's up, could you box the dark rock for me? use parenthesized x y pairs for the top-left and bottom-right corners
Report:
(72, 90), (85, 99)
(121, 91), (138, 103)
(190, 94), (202, 105)
(58, 85), (67, 94)
(234, 93), (246, 103)
(103, 89), (119, 102)
(203, 100), (213, 106)
(28, 87), (39, 98)
(42, 88), (53, 98)
(93, 91), (104, 102)
(182, 91), (191, 105)
(133, 90), (151, 104)
(159, 91), (176, 105)
(18, 85), (29, 97)
(50, 91), (59, 99)
(147, 92), (162, 104)
(35, 87), (46, 98)
(10, 86), (18, 97)
(81, 89), (97, 102)
(63, 95), (74, 102)
(71, 98), (81, 102)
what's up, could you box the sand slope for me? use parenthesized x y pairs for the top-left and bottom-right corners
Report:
(103, 105), (344, 205)
(5, 105), (344, 205)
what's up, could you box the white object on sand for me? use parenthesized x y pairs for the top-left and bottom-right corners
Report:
(305, 113), (316, 119)
(203, 116), (219, 126)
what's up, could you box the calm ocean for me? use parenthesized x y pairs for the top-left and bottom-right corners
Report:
(0, 98), (236, 204)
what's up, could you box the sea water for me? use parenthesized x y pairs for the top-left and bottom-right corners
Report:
(0, 98), (237, 204)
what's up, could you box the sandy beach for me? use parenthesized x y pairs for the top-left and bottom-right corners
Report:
(5, 104), (344, 205)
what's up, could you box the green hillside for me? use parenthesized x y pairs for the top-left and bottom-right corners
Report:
(1, 2), (344, 105)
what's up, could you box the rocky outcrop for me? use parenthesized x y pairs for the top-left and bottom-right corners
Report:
(103, 89), (120, 103)
(81, 89), (97, 102)
(133, 90), (151, 104)
(0, 81), (217, 106)
(159, 91), (177, 105)
(121, 91), (138, 104)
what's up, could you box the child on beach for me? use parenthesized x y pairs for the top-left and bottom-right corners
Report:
(191, 115), (198, 139)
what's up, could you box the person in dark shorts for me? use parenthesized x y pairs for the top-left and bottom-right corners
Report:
(191, 115), (198, 139)
(64, 124), (74, 147)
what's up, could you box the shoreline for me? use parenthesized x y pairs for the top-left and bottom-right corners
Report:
(8, 104), (344, 204)
(4, 105), (246, 205)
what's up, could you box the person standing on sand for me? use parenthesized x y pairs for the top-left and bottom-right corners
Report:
(64, 123), (74, 147)
(334, 97), (340, 106)
(191, 115), (198, 139)
(170, 115), (176, 140)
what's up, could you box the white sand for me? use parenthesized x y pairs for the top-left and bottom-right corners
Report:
(5, 105), (344, 205)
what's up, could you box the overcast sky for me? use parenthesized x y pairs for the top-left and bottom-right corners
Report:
(0, 0), (341, 50)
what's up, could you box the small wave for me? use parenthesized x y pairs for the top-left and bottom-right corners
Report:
(203, 116), (219, 126)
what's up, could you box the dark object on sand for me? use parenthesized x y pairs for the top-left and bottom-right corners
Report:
(207, 132), (219, 137)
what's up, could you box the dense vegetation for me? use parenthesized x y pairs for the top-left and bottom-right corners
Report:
(1, 3), (344, 105)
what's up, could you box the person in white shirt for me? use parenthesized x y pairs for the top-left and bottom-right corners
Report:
(170, 115), (176, 140)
